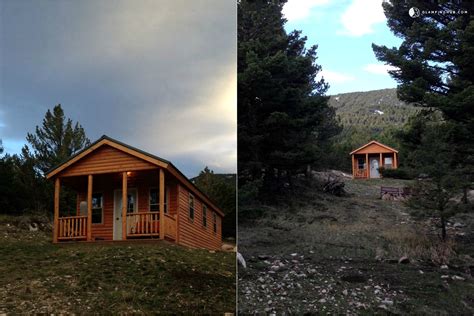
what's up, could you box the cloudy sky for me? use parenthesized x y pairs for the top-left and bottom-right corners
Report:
(0, 0), (236, 177)
(283, 0), (402, 95)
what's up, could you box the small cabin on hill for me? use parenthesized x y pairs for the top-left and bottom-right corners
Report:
(46, 135), (224, 250)
(349, 140), (398, 179)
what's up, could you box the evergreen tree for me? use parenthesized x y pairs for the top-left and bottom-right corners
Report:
(398, 112), (466, 240)
(193, 167), (236, 238)
(26, 104), (90, 174)
(238, 0), (340, 193)
(372, 0), (474, 195)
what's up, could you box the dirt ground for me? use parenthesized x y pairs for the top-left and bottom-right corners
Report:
(238, 178), (474, 314)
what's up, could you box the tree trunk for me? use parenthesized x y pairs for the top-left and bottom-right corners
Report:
(440, 216), (447, 241)
(462, 186), (468, 204)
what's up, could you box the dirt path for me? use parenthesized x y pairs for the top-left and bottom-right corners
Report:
(238, 178), (474, 314)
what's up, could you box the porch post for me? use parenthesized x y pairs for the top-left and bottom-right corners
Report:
(122, 172), (128, 240)
(365, 153), (369, 178)
(53, 177), (60, 243)
(87, 174), (93, 241)
(159, 168), (165, 240)
(379, 153), (382, 169)
(351, 154), (355, 178)
(394, 152), (398, 168)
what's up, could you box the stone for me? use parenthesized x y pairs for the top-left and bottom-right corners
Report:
(382, 299), (394, 305)
(342, 289), (348, 296)
(440, 264), (448, 269)
(452, 275), (465, 281)
(28, 223), (39, 232)
(319, 298), (327, 303)
(398, 256), (410, 264)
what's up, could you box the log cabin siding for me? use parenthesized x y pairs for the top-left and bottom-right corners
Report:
(61, 145), (156, 177)
(177, 184), (222, 250)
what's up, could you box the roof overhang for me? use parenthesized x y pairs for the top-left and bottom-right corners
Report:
(349, 140), (399, 155)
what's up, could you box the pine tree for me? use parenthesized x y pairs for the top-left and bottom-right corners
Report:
(372, 1), (474, 238)
(26, 104), (90, 174)
(372, 0), (474, 194)
(238, 0), (340, 192)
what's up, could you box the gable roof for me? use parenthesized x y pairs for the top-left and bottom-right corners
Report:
(46, 135), (225, 217)
(349, 140), (399, 155)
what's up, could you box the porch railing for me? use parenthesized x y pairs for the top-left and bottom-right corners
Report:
(163, 214), (177, 240)
(354, 168), (368, 178)
(126, 212), (160, 237)
(58, 216), (87, 240)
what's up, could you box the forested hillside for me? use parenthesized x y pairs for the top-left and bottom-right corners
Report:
(329, 88), (417, 132)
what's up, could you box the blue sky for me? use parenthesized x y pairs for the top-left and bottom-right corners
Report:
(0, 0), (236, 177)
(283, 0), (403, 95)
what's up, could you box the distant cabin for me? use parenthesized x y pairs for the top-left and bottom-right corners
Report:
(349, 140), (398, 179)
(46, 135), (224, 250)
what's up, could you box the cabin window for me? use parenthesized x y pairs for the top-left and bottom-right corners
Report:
(202, 205), (207, 228)
(127, 194), (135, 213)
(384, 157), (393, 168)
(92, 193), (103, 224)
(149, 187), (169, 213)
(357, 158), (365, 169)
(189, 194), (195, 221)
(213, 212), (217, 233)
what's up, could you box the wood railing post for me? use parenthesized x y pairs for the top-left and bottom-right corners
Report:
(365, 153), (369, 178)
(53, 177), (60, 243)
(159, 169), (165, 240)
(87, 174), (93, 241)
(122, 172), (127, 240)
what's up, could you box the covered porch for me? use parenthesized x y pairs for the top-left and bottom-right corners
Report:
(53, 168), (178, 243)
(352, 152), (398, 179)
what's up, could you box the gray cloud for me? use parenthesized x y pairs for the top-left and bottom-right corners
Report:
(0, 0), (236, 177)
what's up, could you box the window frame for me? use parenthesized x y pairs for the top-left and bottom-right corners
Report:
(202, 204), (207, 228)
(91, 192), (104, 225)
(213, 212), (217, 234)
(188, 194), (195, 222)
(149, 187), (169, 213)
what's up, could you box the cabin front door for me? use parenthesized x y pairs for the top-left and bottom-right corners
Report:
(113, 189), (138, 240)
(369, 157), (380, 178)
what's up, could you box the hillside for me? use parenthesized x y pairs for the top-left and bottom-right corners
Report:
(0, 216), (236, 314)
(329, 88), (418, 133)
(238, 177), (474, 314)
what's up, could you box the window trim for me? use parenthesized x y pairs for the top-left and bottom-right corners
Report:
(188, 194), (195, 222)
(202, 204), (207, 228)
(91, 192), (104, 225)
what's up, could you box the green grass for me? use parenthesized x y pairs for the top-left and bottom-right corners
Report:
(0, 220), (235, 314)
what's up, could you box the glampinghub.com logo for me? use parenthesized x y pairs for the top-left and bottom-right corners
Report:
(408, 7), (421, 18)
(408, 6), (468, 18)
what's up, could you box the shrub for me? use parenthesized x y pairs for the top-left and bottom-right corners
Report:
(379, 167), (413, 179)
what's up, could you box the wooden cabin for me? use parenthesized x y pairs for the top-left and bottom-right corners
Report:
(46, 135), (224, 250)
(349, 140), (398, 179)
